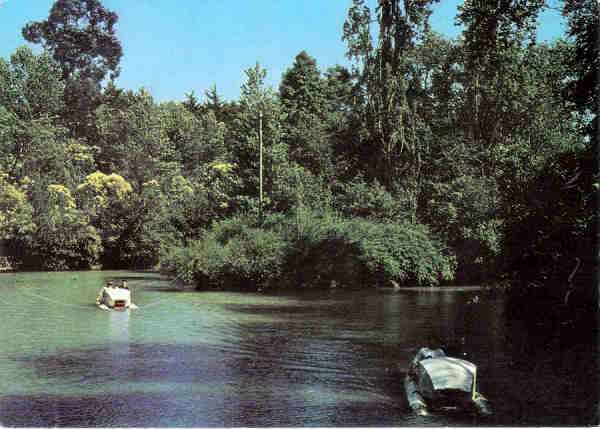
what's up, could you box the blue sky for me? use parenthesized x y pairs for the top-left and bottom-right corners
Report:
(1, 1), (566, 103)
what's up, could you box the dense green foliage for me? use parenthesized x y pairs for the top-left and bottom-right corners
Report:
(0, 0), (596, 319)
(161, 211), (455, 291)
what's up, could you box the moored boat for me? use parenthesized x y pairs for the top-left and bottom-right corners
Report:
(404, 347), (491, 416)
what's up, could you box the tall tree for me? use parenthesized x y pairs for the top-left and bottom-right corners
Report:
(280, 51), (325, 121)
(0, 47), (94, 185)
(163, 102), (228, 176)
(343, 0), (439, 221)
(279, 51), (333, 178)
(455, 0), (546, 171)
(322, 65), (358, 181)
(22, 0), (123, 138)
(561, 0), (598, 139)
(0, 47), (65, 179)
(203, 85), (227, 122)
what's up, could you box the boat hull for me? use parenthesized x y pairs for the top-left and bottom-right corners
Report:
(405, 374), (429, 415)
(97, 302), (138, 311)
(405, 373), (491, 416)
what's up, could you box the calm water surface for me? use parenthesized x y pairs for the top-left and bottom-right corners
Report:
(0, 271), (596, 427)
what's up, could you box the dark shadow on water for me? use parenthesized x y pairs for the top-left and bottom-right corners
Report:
(11, 343), (227, 385)
(0, 391), (419, 428)
(4, 342), (417, 427)
(224, 303), (340, 316)
(0, 392), (228, 427)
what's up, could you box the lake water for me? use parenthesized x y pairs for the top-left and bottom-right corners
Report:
(0, 271), (597, 427)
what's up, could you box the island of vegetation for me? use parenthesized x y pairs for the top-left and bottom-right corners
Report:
(0, 1), (596, 334)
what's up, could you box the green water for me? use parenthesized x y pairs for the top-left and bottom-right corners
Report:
(0, 271), (596, 426)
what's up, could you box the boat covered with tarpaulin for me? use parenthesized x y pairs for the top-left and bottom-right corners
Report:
(404, 347), (491, 416)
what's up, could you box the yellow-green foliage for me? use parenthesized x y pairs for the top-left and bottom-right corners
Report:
(76, 171), (133, 213)
(47, 184), (76, 209)
(6, 181), (103, 270)
(205, 160), (240, 210)
(65, 141), (96, 174)
(0, 172), (35, 239)
(211, 161), (234, 174)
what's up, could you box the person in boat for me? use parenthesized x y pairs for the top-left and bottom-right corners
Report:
(121, 280), (128, 289)
(96, 281), (112, 304)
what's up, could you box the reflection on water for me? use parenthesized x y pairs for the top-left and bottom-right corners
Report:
(108, 309), (130, 343)
(0, 272), (597, 427)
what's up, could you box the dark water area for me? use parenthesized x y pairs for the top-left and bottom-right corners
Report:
(0, 271), (597, 427)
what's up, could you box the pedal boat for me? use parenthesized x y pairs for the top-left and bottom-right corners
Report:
(404, 347), (491, 416)
(97, 287), (137, 311)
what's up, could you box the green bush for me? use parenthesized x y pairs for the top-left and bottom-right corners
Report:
(161, 235), (231, 286)
(287, 212), (455, 288)
(162, 216), (288, 290)
(161, 211), (456, 290)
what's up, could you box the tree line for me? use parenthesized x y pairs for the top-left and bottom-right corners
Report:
(0, 0), (596, 315)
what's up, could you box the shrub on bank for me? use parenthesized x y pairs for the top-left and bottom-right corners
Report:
(161, 211), (456, 290)
(286, 212), (455, 288)
(162, 216), (288, 290)
(358, 221), (456, 286)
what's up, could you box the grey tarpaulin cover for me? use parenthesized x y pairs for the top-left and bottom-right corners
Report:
(416, 356), (476, 401)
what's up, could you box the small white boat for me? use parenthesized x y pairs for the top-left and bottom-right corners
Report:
(404, 347), (491, 416)
(97, 286), (137, 311)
